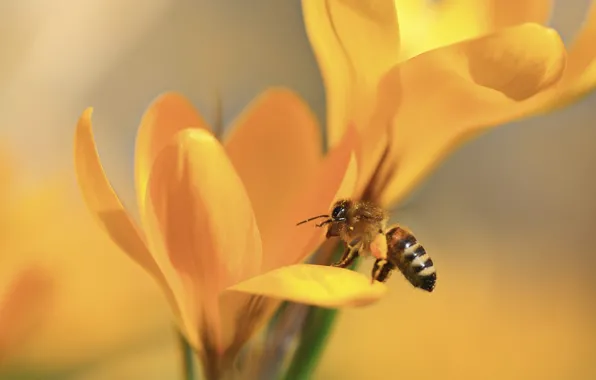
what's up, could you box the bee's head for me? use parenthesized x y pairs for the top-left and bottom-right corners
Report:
(295, 199), (352, 229)
(330, 199), (351, 222)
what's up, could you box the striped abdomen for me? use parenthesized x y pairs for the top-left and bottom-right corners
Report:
(385, 225), (436, 292)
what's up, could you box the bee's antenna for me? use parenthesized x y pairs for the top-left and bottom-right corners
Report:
(296, 215), (329, 226)
(315, 219), (332, 228)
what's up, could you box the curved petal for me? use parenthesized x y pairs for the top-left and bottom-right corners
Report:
(486, 0), (552, 28)
(395, 0), (552, 60)
(224, 88), (322, 265)
(73, 108), (172, 292)
(134, 92), (210, 220)
(394, 0), (482, 60)
(377, 23), (566, 207)
(145, 129), (263, 351)
(392, 0), (433, 58)
(302, 0), (352, 149)
(227, 264), (387, 308)
(147, 128), (263, 290)
(302, 0), (400, 152)
(435, 0), (552, 31)
(263, 125), (359, 271)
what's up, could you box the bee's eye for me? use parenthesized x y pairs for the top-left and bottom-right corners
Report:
(332, 205), (345, 219)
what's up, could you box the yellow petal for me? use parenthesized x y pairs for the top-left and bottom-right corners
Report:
(134, 92), (210, 219)
(228, 264), (387, 308)
(487, 0), (552, 28)
(73, 108), (173, 295)
(302, 0), (351, 149)
(146, 129), (263, 352)
(555, 1), (596, 104)
(377, 23), (566, 207)
(436, 0), (552, 30)
(224, 88), (322, 267)
(395, 0), (552, 60)
(0, 266), (52, 362)
(391, 0), (432, 55)
(263, 125), (359, 271)
(147, 128), (263, 288)
(302, 0), (400, 148)
(147, 130), (261, 301)
(397, 2), (476, 61)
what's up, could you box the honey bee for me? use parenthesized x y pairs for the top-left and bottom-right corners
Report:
(296, 199), (436, 292)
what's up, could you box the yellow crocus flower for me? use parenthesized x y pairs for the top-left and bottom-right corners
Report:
(394, 0), (596, 109)
(302, 0), (571, 209)
(73, 88), (386, 372)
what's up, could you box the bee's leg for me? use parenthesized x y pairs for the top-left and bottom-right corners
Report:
(330, 245), (360, 268)
(371, 259), (396, 284)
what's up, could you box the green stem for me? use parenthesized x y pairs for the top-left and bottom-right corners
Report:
(282, 307), (340, 380)
(283, 246), (360, 380)
(178, 330), (196, 380)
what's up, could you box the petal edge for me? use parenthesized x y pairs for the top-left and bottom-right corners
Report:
(135, 92), (210, 219)
(377, 23), (566, 207)
(227, 264), (387, 308)
(73, 108), (172, 294)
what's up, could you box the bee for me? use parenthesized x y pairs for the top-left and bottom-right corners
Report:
(296, 199), (436, 292)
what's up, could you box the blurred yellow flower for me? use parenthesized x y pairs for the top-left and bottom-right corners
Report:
(0, 150), (52, 365)
(0, 266), (53, 365)
(302, 0), (570, 208)
(0, 147), (169, 372)
(73, 89), (387, 366)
